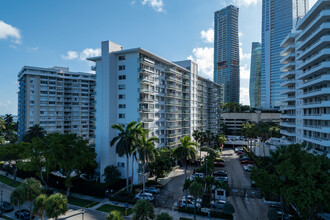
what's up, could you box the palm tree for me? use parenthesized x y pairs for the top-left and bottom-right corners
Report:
(19, 178), (42, 220)
(33, 194), (47, 220)
(107, 210), (124, 220)
(110, 121), (142, 192)
(4, 114), (13, 128)
(136, 130), (157, 198)
(133, 200), (155, 220)
(215, 134), (226, 153)
(173, 136), (198, 180)
(23, 124), (46, 142)
(10, 186), (24, 211)
(130, 124), (144, 192)
(192, 130), (206, 165)
(189, 182), (203, 220)
(45, 193), (68, 220)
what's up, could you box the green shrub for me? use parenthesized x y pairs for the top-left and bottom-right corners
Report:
(178, 207), (233, 219)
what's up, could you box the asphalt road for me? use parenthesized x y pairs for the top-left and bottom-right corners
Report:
(221, 147), (268, 220)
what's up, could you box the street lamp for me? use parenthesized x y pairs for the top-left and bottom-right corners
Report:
(81, 209), (85, 220)
(0, 190), (3, 215)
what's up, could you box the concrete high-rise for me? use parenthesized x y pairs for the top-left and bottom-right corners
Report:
(17, 66), (96, 142)
(88, 41), (224, 183)
(249, 42), (262, 108)
(214, 5), (240, 103)
(261, 0), (309, 109)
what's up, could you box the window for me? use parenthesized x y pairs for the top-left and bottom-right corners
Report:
(119, 65), (125, 70)
(119, 114), (125, 118)
(118, 162), (125, 167)
(119, 104), (126, 109)
(119, 75), (126, 80)
(118, 84), (126, 90)
(119, 94), (125, 99)
(118, 56), (126, 61)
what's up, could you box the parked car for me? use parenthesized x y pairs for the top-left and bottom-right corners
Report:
(215, 176), (228, 183)
(189, 173), (204, 181)
(239, 154), (247, 158)
(145, 187), (160, 194)
(1, 201), (14, 213)
(269, 205), (294, 219)
(213, 171), (228, 177)
(182, 195), (202, 204)
(214, 161), (225, 167)
(180, 199), (201, 209)
(210, 200), (226, 209)
(135, 192), (154, 201)
(15, 209), (34, 220)
(241, 160), (254, 164)
(240, 157), (251, 161)
(237, 151), (246, 155)
(243, 164), (255, 171)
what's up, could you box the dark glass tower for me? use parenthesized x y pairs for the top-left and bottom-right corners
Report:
(249, 42), (262, 108)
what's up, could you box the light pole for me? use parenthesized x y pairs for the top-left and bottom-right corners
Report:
(0, 190), (3, 215)
(81, 209), (85, 220)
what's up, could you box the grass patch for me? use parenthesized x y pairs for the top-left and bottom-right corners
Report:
(68, 197), (99, 208)
(96, 204), (134, 216)
(0, 175), (20, 188)
(0, 215), (14, 220)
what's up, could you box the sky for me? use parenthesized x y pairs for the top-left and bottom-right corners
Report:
(0, 0), (317, 115)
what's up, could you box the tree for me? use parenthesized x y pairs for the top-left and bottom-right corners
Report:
(20, 178), (42, 220)
(20, 138), (49, 189)
(45, 193), (68, 220)
(46, 132), (96, 197)
(106, 210), (124, 220)
(33, 194), (47, 220)
(4, 114), (13, 128)
(251, 144), (330, 219)
(174, 136), (197, 208)
(23, 124), (46, 142)
(192, 130), (206, 165)
(149, 149), (173, 182)
(0, 142), (26, 183)
(130, 123), (144, 192)
(223, 202), (235, 215)
(189, 182), (203, 220)
(215, 134), (226, 152)
(156, 212), (172, 220)
(173, 136), (198, 181)
(110, 121), (142, 192)
(136, 130), (157, 198)
(10, 186), (25, 211)
(133, 200), (155, 220)
(103, 165), (121, 186)
(267, 208), (278, 220)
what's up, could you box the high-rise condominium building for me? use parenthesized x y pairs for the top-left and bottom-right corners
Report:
(280, 0), (330, 156)
(261, 0), (309, 109)
(88, 41), (224, 183)
(214, 5), (240, 103)
(249, 42), (262, 108)
(17, 66), (96, 142)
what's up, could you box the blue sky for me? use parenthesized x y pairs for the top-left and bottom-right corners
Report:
(0, 0), (317, 115)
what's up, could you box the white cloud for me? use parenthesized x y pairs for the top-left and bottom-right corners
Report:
(240, 87), (250, 105)
(0, 100), (14, 115)
(0, 20), (21, 44)
(239, 32), (243, 38)
(27, 47), (38, 52)
(188, 47), (214, 80)
(201, 28), (214, 44)
(61, 50), (79, 60)
(231, 0), (260, 7)
(130, 0), (136, 5)
(61, 48), (101, 61)
(79, 48), (101, 61)
(240, 46), (251, 61)
(240, 63), (250, 80)
(141, 0), (164, 12)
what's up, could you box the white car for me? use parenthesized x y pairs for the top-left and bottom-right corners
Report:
(189, 173), (204, 181)
(243, 164), (255, 171)
(210, 200), (226, 209)
(180, 199), (201, 209)
(182, 195), (202, 204)
(135, 192), (154, 201)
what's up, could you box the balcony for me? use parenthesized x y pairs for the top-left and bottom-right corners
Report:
(297, 48), (330, 71)
(139, 108), (155, 113)
(166, 76), (182, 84)
(298, 74), (330, 89)
(139, 68), (155, 75)
(166, 132), (182, 138)
(297, 61), (330, 80)
(280, 52), (295, 64)
(280, 87), (296, 95)
(139, 77), (154, 85)
(165, 101), (182, 106)
(140, 88), (155, 94)
(303, 113), (330, 120)
(280, 121), (296, 127)
(303, 125), (330, 133)
(139, 98), (155, 103)
(297, 35), (330, 61)
(280, 130), (296, 136)
(166, 93), (183, 99)
(139, 57), (155, 66)
(280, 71), (296, 79)
(280, 61), (295, 72)
(281, 104), (296, 110)
(139, 117), (154, 123)
(167, 84), (181, 91)
(280, 45), (295, 56)
(301, 135), (330, 147)
(280, 79), (296, 87)
(301, 88), (330, 99)
(296, 22), (330, 47)
(281, 113), (296, 119)
(165, 68), (181, 76)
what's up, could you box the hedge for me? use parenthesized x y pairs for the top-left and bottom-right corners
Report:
(178, 207), (233, 219)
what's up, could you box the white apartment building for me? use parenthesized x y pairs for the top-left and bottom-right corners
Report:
(88, 41), (224, 183)
(18, 66), (96, 142)
(280, 0), (330, 155)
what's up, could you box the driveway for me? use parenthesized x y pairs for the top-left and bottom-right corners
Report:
(220, 147), (268, 220)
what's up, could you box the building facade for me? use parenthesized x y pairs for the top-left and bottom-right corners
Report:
(88, 41), (224, 183)
(261, 0), (309, 109)
(280, 0), (330, 155)
(221, 111), (281, 135)
(17, 66), (96, 142)
(214, 5), (240, 103)
(249, 42), (262, 108)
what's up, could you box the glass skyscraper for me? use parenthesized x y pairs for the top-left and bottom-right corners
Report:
(249, 42), (262, 108)
(214, 5), (240, 103)
(261, 0), (309, 109)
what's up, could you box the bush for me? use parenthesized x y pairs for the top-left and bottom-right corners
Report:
(243, 147), (261, 168)
(178, 207), (233, 219)
(111, 191), (135, 204)
(156, 212), (173, 220)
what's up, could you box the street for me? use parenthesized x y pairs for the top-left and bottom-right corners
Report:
(221, 147), (268, 220)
